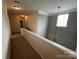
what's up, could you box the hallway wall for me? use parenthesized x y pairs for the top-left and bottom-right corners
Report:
(37, 14), (48, 37)
(26, 11), (38, 33)
(8, 15), (21, 34)
(8, 10), (48, 37)
(8, 11), (38, 34)
(2, 0), (11, 59)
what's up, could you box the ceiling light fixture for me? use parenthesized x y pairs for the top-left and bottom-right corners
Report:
(13, 5), (20, 9)
(13, 0), (21, 10)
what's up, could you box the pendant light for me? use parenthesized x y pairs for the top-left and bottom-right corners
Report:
(58, 6), (60, 15)
(53, 6), (60, 42)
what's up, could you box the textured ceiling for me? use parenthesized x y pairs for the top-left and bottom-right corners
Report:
(7, 0), (77, 15)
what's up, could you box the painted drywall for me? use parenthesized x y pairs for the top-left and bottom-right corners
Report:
(26, 11), (38, 33)
(8, 12), (30, 34)
(2, 0), (11, 59)
(8, 10), (48, 36)
(23, 16), (30, 28)
(37, 14), (48, 37)
(46, 12), (77, 51)
(21, 28), (76, 59)
(8, 14), (21, 34)
(8, 11), (38, 33)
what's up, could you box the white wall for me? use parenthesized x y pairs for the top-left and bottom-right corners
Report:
(26, 11), (38, 33)
(37, 14), (48, 37)
(2, 0), (11, 59)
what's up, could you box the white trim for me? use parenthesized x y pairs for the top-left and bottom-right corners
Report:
(38, 10), (48, 16)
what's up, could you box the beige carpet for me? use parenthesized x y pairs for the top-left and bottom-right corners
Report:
(10, 34), (42, 59)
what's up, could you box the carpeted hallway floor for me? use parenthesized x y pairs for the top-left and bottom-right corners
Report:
(10, 34), (42, 59)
